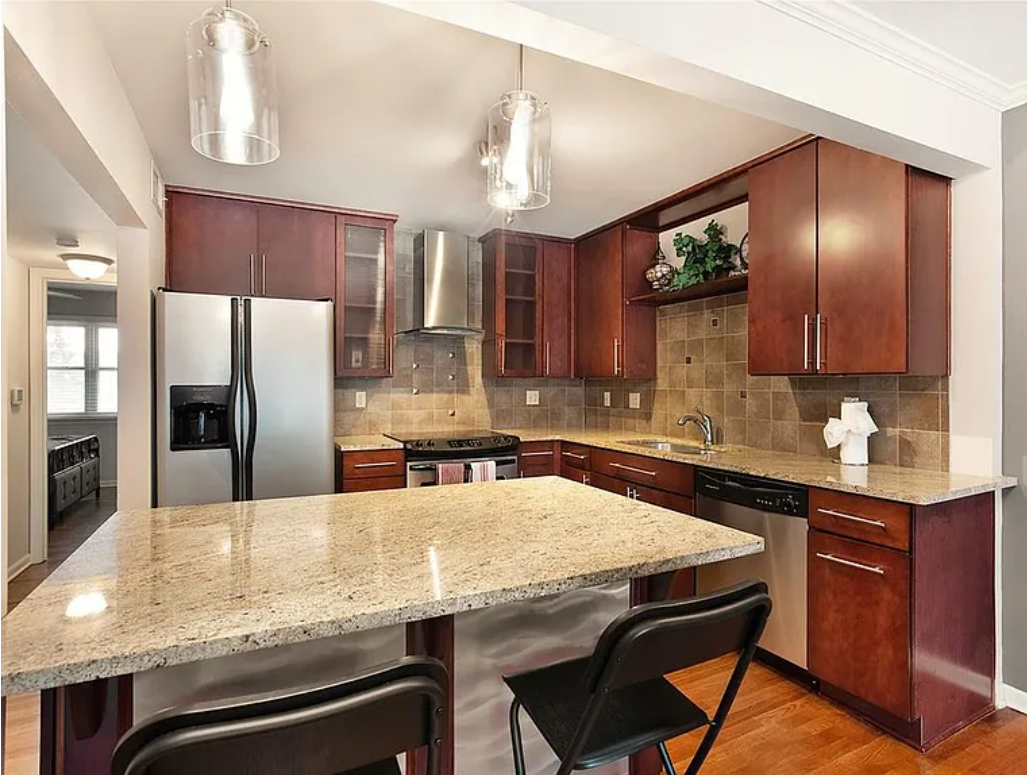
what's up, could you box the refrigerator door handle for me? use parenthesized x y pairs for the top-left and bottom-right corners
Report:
(242, 298), (258, 500)
(228, 298), (242, 501)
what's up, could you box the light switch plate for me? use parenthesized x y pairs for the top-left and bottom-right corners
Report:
(355, 391), (367, 409)
(526, 390), (540, 406)
(628, 392), (641, 409)
(603, 391), (612, 407)
(10, 387), (24, 406)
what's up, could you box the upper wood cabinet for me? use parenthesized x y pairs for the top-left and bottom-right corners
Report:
(336, 215), (395, 377)
(574, 225), (657, 378)
(481, 231), (574, 378)
(747, 139), (950, 376)
(166, 189), (335, 301)
(166, 191), (258, 296)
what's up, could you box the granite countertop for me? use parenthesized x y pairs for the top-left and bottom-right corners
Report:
(333, 434), (404, 452)
(509, 429), (1016, 506)
(0, 478), (761, 696)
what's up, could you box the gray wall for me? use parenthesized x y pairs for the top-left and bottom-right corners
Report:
(1003, 104), (1027, 691)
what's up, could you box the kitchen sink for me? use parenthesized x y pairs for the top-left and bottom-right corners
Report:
(620, 440), (715, 455)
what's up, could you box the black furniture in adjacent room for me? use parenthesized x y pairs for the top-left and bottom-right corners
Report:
(47, 434), (101, 529)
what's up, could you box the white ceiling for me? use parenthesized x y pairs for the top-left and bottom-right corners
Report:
(852, 1), (1027, 96)
(4, 106), (117, 269)
(86, 1), (801, 238)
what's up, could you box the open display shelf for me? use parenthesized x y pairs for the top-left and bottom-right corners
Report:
(627, 274), (748, 307)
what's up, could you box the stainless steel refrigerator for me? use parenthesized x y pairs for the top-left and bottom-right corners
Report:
(155, 290), (334, 507)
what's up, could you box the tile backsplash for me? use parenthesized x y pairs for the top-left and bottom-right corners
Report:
(585, 292), (950, 471)
(338, 236), (948, 470)
(334, 230), (585, 435)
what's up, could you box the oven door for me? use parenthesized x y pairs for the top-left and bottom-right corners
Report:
(407, 456), (519, 487)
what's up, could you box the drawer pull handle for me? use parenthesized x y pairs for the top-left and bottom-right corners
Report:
(521, 451), (554, 457)
(609, 461), (657, 477)
(353, 461), (397, 469)
(815, 552), (884, 575)
(817, 508), (886, 529)
(562, 452), (587, 460)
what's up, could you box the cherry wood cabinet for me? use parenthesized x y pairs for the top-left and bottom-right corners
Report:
(258, 204), (336, 300)
(481, 231), (574, 378)
(747, 140), (950, 376)
(336, 215), (395, 377)
(335, 449), (406, 493)
(574, 225), (657, 378)
(807, 489), (995, 751)
(166, 191), (258, 296)
(518, 441), (559, 477)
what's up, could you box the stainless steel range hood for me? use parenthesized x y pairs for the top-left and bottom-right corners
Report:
(400, 230), (483, 336)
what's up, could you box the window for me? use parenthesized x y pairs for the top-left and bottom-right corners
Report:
(47, 321), (118, 416)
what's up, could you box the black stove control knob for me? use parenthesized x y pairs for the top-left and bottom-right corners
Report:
(427, 440), (435, 448)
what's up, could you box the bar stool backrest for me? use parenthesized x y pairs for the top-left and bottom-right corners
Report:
(584, 580), (772, 692)
(111, 656), (448, 775)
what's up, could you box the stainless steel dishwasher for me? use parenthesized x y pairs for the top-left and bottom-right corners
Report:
(695, 469), (809, 670)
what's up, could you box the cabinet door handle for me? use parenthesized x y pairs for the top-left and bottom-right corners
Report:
(500, 338), (505, 376)
(609, 461), (657, 477)
(521, 451), (554, 458)
(815, 552), (884, 575)
(613, 338), (621, 375)
(626, 486), (639, 499)
(562, 451), (587, 460)
(261, 254), (267, 296)
(815, 313), (824, 371)
(545, 342), (551, 376)
(387, 337), (393, 373)
(353, 461), (397, 469)
(582, 474), (590, 485)
(803, 313), (810, 372)
(816, 508), (887, 528)
(249, 253), (256, 296)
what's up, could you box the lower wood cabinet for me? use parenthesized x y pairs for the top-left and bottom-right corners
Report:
(559, 463), (590, 485)
(808, 529), (912, 720)
(559, 443), (592, 471)
(589, 472), (695, 515)
(336, 450), (406, 493)
(518, 442), (559, 478)
(591, 448), (694, 495)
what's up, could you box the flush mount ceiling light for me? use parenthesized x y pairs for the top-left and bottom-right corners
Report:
(485, 45), (551, 212)
(60, 253), (115, 280)
(186, 2), (279, 165)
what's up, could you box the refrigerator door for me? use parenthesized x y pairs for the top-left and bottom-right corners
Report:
(156, 291), (240, 506)
(244, 297), (334, 500)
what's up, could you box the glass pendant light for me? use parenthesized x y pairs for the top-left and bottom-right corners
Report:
(486, 45), (551, 211)
(187, 3), (279, 165)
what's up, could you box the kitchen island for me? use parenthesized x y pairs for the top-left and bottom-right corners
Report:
(1, 477), (762, 775)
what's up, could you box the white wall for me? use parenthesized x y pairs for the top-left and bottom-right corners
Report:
(3, 2), (164, 523)
(4, 256), (30, 570)
(1, 0), (10, 614)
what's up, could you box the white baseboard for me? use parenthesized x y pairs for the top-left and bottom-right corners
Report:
(1004, 683), (1027, 715)
(100, 480), (117, 489)
(8, 554), (32, 581)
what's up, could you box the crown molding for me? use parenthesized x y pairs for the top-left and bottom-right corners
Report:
(761, 0), (1026, 112)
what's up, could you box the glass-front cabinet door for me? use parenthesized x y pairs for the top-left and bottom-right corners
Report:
(499, 237), (543, 376)
(336, 215), (395, 377)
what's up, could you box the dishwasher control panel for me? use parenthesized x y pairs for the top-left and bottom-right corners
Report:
(695, 470), (808, 518)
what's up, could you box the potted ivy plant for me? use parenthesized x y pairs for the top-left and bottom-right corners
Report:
(669, 220), (741, 291)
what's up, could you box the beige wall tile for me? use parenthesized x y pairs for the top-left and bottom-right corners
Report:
(747, 390), (771, 420)
(771, 422), (799, 453)
(898, 430), (943, 470)
(898, 392), (941, 431)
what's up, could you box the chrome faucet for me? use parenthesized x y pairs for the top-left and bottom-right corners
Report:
(677, 407), (714, 449)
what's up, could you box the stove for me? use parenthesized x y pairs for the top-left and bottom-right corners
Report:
(385, 429), (521, 460)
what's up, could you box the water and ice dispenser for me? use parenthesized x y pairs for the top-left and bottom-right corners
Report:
(169, 385), (231, 450)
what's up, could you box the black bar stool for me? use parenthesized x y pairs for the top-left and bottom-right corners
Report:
(504, 580), (771, 775)
(112, 656), (448, 775)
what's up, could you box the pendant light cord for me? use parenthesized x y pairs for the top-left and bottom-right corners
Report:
(517, 44), (524, 91)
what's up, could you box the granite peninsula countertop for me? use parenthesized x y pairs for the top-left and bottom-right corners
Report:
(0, 478), (761, 696)
(334, 430), (1015, 505)
(333, 434), (404, 452)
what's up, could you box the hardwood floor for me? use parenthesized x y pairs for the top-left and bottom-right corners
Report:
(6, 486), (118, 612)
(3, 648), (1024, 775)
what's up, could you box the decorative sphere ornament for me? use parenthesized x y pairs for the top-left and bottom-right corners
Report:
(645, 244), (675, 291)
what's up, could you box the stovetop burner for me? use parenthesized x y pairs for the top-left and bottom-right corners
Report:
(385, 429), (520, 459)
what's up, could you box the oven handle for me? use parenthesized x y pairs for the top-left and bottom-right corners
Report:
(408, 457), (519, 472)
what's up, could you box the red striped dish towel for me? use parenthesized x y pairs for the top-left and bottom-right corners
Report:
(436, 462), (465, 485)
(469, 460), (496, 483)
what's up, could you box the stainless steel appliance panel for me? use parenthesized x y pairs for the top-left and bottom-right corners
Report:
(696, 495), (808, 668)
(406, 455), (518, 487)
(246, 297), (334, 500)
(156, 291), (236, 507)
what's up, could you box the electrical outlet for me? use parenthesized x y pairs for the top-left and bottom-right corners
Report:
(603, 391), (612, 407)
(526, 390), (540, 406)
(628, 392), (641, 409)
(355, 391), (367, 409)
